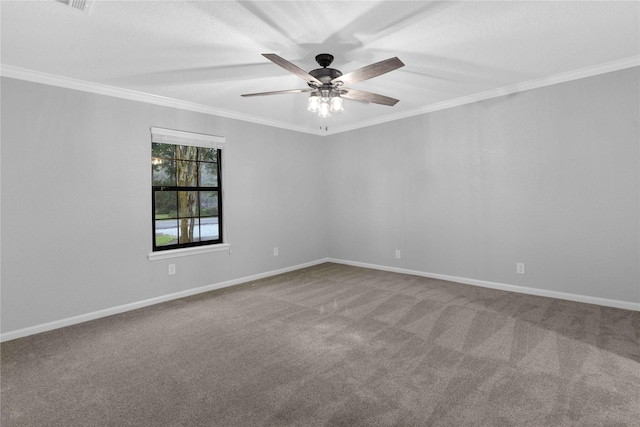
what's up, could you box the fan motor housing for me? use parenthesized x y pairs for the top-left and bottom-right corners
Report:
(309, 68), (343, 86)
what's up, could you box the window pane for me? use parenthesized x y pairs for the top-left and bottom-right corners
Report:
(152, 143), (175, 159)
(154, 191), (177, 219)
(199, 148), (217, 162)
(155, 218), (178, 247)
(176, 160), (198, 187)
(152, 160), (176, 186)
(200, 218), (219, 241)
(200, 163), (218, 186)
(200, 191), (218, 217)
(177, 191), (199, 218)
(177, 217), (198, 244)
(176, 145), (197, 161)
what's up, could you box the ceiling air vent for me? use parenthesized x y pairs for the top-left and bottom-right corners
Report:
(54, 0), (92, 13)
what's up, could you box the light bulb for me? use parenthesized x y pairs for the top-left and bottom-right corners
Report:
(330, 94), (343, 112)
(307, 93), (320, 112)
(318, 101), (331, 118)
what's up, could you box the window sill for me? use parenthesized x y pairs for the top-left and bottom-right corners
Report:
(148, 243), (230, 261)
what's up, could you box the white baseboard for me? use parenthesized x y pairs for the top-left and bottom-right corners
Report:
(4, 257), (638, 342)
(0, 258), (330, 343)
(327, 258), (640, 312)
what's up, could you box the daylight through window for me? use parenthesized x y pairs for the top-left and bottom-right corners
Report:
(151, 127), (225, 251)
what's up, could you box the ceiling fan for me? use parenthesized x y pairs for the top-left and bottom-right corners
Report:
(241, 53), (405, 118)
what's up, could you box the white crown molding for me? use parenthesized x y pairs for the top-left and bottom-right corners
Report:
(325, 55), (640, 135)
(0, 65), (325, 136)
(2, 55), (638, 137)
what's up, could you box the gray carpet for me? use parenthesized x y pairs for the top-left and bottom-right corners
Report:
(2, 262), (639, 426)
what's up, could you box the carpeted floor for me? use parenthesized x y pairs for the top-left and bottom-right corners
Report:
(2, 262), (639, 426)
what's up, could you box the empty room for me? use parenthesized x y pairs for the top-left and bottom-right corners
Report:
(1, 1), (639, 426)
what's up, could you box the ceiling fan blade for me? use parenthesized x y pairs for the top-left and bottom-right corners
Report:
(332, 57), (405, 86)
(241, 88), (312, 97)
(262, 54), (323, 86)
(340, 88), (400, 106)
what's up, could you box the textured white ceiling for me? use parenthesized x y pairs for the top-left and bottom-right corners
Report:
(1, 1), (639, 135)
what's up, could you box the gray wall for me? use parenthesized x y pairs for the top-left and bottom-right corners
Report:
(327, 67), (639, 303)
(1, 78), (327, 334)
(2, 66), (639, 336)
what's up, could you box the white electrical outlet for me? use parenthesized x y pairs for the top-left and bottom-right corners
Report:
(273, 247), (279, 256)
(168, 264), (176, 275)
(516, 263), (525, 275)
(395, 250), (401, 259)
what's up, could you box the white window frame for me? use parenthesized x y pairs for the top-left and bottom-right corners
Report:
(148, 127), (229, 261)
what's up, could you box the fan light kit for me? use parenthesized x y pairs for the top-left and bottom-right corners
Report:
(242, 53), (405, 119)
(307, 90), (343, 118)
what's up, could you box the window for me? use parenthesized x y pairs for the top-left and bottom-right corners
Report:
(151, 127), (225, 252)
